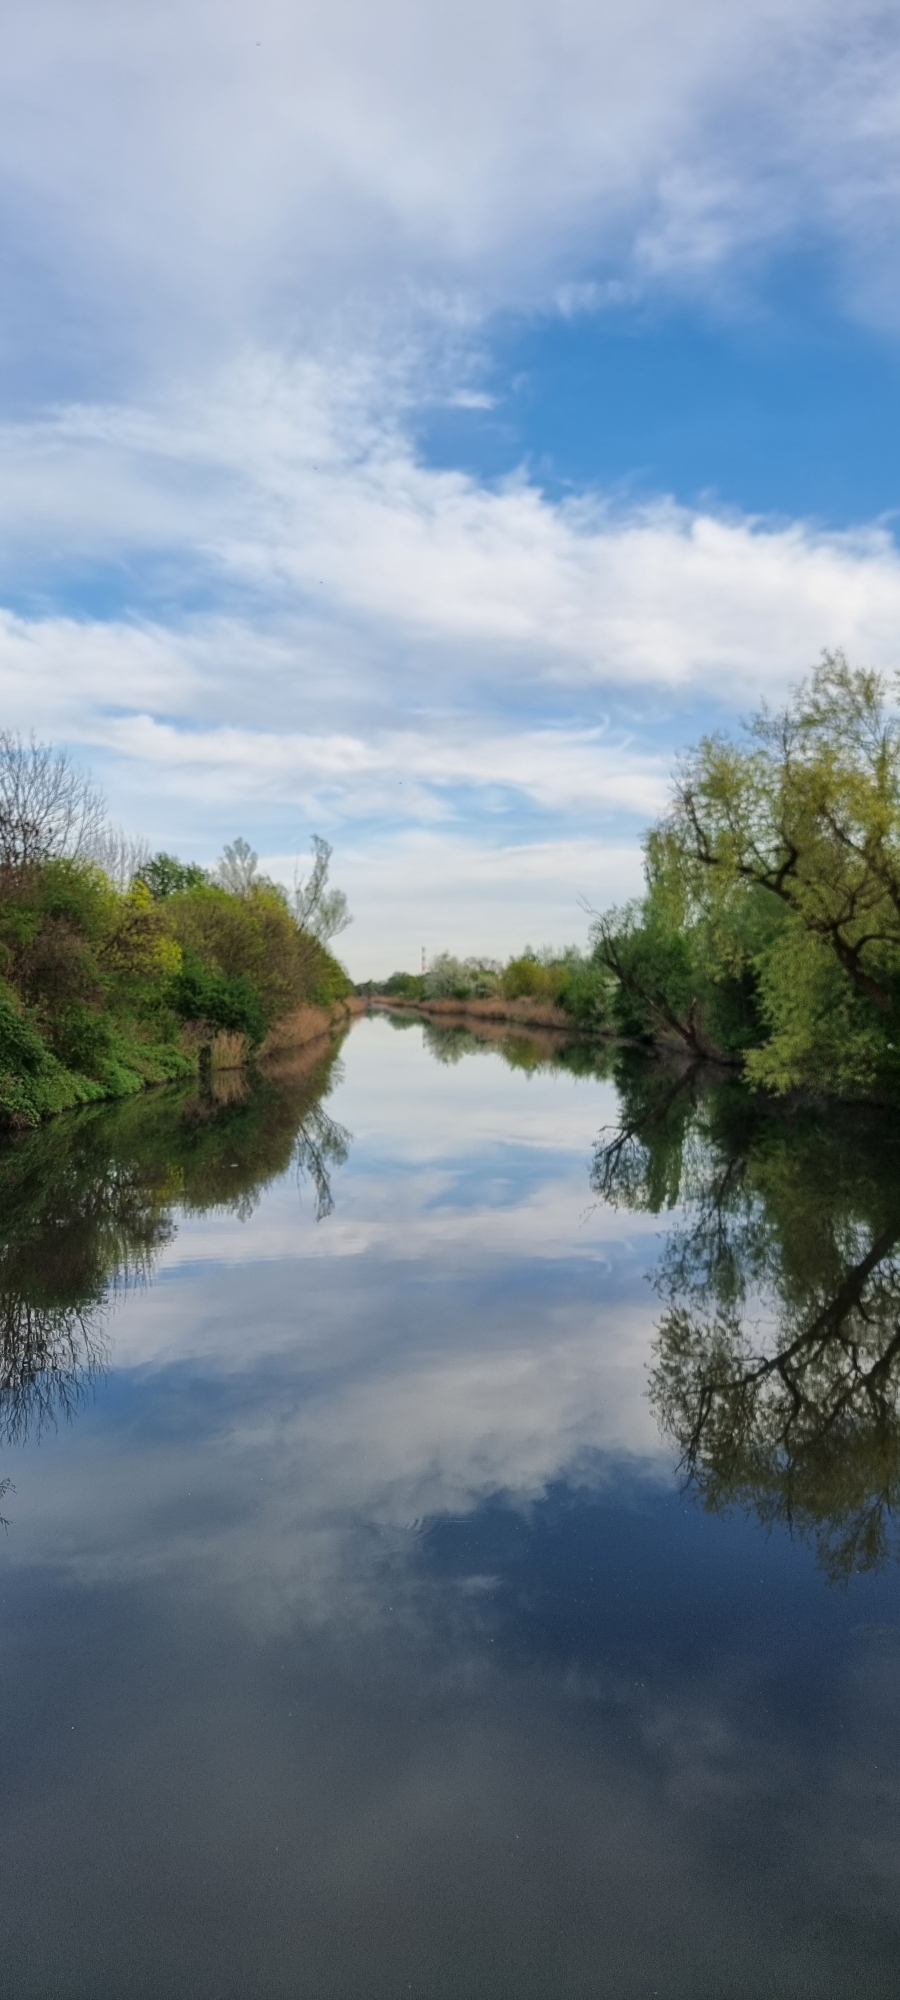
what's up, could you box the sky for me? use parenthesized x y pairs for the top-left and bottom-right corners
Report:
(3, 0), (900, 973)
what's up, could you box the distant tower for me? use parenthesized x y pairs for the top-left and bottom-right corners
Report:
(421, 946), (426, 975)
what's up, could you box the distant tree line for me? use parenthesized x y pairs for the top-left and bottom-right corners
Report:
(362, 946), (610, 1024)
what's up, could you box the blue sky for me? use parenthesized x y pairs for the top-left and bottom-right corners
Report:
(3, 0), (900, 971)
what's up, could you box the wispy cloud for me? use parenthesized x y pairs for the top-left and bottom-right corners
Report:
(5, 0), (900, 374)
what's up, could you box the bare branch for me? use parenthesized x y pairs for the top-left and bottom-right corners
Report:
(292, 835), (352, 944)
(0, 732), (106, 867)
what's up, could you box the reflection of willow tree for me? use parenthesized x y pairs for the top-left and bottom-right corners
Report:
(593, 1053), (900, 1582)
(292, 1100), (350, 1221)
(0, 1039), (350, 1446)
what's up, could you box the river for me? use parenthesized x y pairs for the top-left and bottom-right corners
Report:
(1, 1011), (898, 1996)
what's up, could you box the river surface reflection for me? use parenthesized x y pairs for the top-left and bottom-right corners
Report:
(1, 1012), (900, 1997)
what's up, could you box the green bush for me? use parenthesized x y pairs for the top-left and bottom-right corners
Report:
(47, 1000), (118, 1074)
(0, 989), (106, 1126)
(557, 959), (614, 1028)
(423, 954), (500, 1000)
(0, 989), (51, 1079)
(378, 971), (426, 998)
(501, 957), (556, 1000)
(299, 935), (354, 1006)
(168, 959), (269, 1045)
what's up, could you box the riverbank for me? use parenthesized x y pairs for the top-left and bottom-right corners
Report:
(370, 995), (578, 1032)
(258, 996), (367, 1060)
(0, 997), (366, 1130)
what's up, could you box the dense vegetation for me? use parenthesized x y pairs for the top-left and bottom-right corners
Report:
(0, 740), (352, 1126)
(592, 654), (900, 1099)
(374, 657), (900, 1102)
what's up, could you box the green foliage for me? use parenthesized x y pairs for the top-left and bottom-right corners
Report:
(592, 655), (900, 1098)
(422, 953), (500, 1000)
(744, 920), (890, 1096)
(168, 958), (269, 1044)
(164, 880), (351, 1025)
(0, 986), (105, 1126)
(0, 835), (352, 1126)
(554, 956), (613, 1028)
(372, 948), (612, 1026)
(0, 986), (49, 1078)
(140, 852), (210, 898)
(594, 878), (775, 1060)
(300, 933), (354, 1005)
(377, 971), (427, 998)
(501, 956), (559, 1000)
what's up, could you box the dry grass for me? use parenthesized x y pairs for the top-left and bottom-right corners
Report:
(178, 998), (365, 1075)
(209, 1031), (251, 1071)
(258, 997), (363, 1060)
(208, 1066), (250, 1105)
(377, 995), (572, 1030)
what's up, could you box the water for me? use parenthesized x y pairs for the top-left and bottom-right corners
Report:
(1, 1011), (899, 1997)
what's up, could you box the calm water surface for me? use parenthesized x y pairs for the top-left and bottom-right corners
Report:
(1, 1012), (899, 1997)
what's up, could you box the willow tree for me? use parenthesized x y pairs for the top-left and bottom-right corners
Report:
(594, 655), (900, 1094)
(670, 654), (900, 1089)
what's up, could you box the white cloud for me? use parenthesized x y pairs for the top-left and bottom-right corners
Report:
(5, 361), (900, 711)
(3, 356), (900, 965)
(3, 376), (900, 699)
(3, 0), (900, 373)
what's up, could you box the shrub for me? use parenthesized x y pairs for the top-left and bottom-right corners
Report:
(501, 957), (560, 1002)
(378, 971), (426, 998)
(167, 960), (269, 1046)
(165, 883), (325, 1026)
(0, 988), (50, 1078)
(0, 989), (105, 1126)
(423, 954), (500, 1000)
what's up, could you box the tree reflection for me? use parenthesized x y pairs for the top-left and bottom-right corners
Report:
(0, 1037), (351, 1448)
(593, 1056), (900, 1581)
(0, 1298), (108, 1445)
(419, 1016), (616, 1080)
